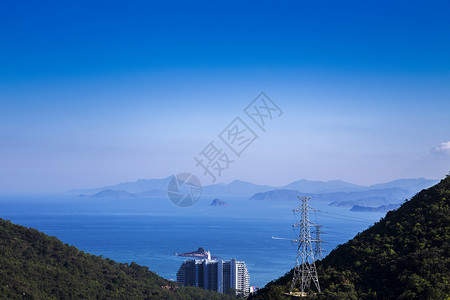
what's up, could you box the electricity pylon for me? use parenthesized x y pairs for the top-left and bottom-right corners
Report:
(312, 225), (326, 261)
(290, 197), (321, 295)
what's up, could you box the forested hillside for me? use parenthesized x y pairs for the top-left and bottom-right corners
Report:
(0, 219), (233, 300)
(250, 176), (450, 299)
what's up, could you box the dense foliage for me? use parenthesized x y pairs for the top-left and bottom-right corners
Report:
(250, 177), (450, 300)
(0, 219), (233, 300)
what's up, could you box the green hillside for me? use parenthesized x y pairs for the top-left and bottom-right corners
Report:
(0, 219), (233, 300)
(250, 176), (450, 300)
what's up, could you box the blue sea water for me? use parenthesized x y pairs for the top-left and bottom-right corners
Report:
(0, 195), (386, 287)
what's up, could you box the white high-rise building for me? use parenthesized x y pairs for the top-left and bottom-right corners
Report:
(177, 256), (250, 296)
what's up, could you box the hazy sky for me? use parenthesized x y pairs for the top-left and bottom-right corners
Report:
(1, 1), (449, 193)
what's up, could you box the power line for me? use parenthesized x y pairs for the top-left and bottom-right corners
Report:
(321, 210), (380, 222)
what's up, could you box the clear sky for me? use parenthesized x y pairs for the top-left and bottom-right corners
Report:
(1, 1), (449, 193)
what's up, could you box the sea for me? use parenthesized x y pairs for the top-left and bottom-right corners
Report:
(0, 194), (386, 288)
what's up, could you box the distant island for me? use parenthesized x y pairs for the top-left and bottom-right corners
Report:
(210, 199), (229, 206)
(79, 188), (167, 198)
(174, 247), (219, 259)
(350, 203), (401, 212)
(79, 189), (138, 198)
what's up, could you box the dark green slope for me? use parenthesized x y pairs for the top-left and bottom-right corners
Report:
(0, 219), (233, 300)
(250, 176), (450, 300)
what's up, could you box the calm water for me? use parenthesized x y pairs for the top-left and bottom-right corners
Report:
(0, 195), (385, 287)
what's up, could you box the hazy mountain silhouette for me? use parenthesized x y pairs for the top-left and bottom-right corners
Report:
(70, 177), (438, 205)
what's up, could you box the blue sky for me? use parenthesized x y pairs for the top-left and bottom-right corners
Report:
(1, 1), (449, 193)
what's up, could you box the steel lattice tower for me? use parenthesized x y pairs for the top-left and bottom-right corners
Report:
(312, 225), (326, 261)
(290, 197), (321, 295)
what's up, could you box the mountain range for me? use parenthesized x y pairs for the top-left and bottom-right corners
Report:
(70, 177), (174, 195)
(69, 177), (439, 210)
